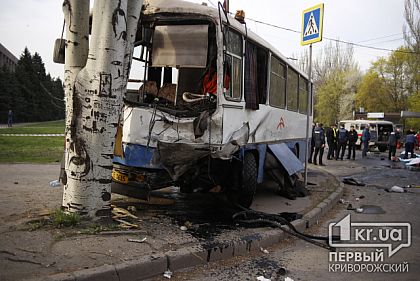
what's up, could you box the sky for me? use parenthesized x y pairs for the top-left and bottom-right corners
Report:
(0, 0), (407, 80)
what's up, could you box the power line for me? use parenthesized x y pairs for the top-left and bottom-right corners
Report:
(244, 17), (419, 55)
(357, 33), (402, 44)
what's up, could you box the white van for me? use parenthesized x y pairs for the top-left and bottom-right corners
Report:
(339, 120), (394, 152)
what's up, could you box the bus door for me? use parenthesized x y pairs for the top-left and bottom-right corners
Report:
(369, 124), (378, 142)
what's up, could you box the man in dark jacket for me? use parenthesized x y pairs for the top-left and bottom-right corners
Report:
(326, 124), (337, 160)
(405, 129), (418, 159)
(336, 124), (348, 160)
(347, 125), (358, 160)
(361, 126), (371, 158)
(388, 130), (400, 161)
(312, 123), (326, 165)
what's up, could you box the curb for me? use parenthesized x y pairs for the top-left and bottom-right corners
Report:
(25, 180), (344, 281)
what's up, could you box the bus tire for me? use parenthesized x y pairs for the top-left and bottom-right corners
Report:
(229, 152), (257, 208)
(378, 145), (387, 152)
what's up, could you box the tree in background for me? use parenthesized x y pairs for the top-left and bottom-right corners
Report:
(0, 48), (64, 123)
(356, 49), (410, 113)
(300, 42), (361, 125)
(404, 0), (420, 128)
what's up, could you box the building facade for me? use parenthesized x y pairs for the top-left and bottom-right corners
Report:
(0, 43), (18, 71)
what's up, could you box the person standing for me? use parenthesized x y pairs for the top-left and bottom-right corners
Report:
(326, 124), (337, 160)
(308, 123), (316, 164)
(388, 130), (399, 161)
(336, 124), (348, 160)
(361, 126), (371, 158)
(7, 110), (13, 127)
(416, 129), (420, 150)
(312, 123), (326, 166)
(347, 125), (358, 160)
(405, 129), (417, 159)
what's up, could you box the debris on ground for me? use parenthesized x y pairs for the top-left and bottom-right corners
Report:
(256, 276), (271, 281)
(163, 270), (172, 279)
(260, 247), (269, 254)
(184, 221), (193, 228)
(180, 226), (187, 231)
(339, 198), (349, 204)
(277, 267), (287, 276)
(49, 180), (61, 187)
(386, 186), (406, 193)
(342, 177), (366, 186)
(127, 206), (137, 213)
(359, 205), (386, 214)
(356, 208), (364, 213)
(111, 206), (139, 229)
(285, 277), (294, 281)
(127, 237), (147, 243)
(347, 204), (354, 210)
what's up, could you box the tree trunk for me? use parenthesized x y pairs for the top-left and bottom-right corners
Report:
(62, 0), (143, 219)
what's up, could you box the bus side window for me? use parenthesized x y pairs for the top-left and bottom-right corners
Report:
(244, 41), (268, 109)
(269, 56), (286, 108)
(224, 28), (242, 101)
(299, 76), (309, 114)
(287, 67), (299, 112)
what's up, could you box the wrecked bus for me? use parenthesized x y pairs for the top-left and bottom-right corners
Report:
(111, 0), (313, 207)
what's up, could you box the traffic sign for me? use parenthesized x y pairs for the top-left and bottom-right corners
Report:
(301, 3), (324, 45)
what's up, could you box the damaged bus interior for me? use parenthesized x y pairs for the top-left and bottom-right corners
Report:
(112, 0), (313, 207)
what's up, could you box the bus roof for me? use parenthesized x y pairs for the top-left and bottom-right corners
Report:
(144, 0), (308, 80)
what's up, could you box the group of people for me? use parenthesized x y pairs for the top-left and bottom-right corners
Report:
(309, 123), (359, 165)
(309, 122), (420, 165)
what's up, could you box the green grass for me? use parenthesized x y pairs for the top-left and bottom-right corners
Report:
(0, 136), (64, 163)
(1, 120), (65, 134)
(0, 120), (65, 163)
(51, 209), (81, 227)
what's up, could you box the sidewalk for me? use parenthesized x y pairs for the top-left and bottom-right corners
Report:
(0, 164), (342, 281)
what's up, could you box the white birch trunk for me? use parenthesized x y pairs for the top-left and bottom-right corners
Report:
(62, 0), (143, 219)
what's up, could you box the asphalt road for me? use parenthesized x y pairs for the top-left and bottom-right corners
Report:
(152, 149), (420, 281)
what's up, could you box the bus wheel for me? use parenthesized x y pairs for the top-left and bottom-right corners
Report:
(228, 152), (257, 208)
(378, 145), (387, 152)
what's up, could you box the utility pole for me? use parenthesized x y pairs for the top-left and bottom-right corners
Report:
(62, 0), (143, 219)
(301, 3), (324, 186)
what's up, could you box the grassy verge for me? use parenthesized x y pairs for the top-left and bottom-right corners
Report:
(0, 120), (65, 163)
(1, 120), (65, 134)
(0, 136), (64, 163)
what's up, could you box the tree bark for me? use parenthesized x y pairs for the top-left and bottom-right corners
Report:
(62, 0), (143, 219)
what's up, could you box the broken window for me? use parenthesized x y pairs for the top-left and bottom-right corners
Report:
(245, 41), (268, 110)
(152, 25), (209, 68)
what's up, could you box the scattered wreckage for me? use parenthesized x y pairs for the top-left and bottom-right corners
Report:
(111, 0), (313, 206)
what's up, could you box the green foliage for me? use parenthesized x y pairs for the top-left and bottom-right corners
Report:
(51, 209), (81, 228)
(406, 91), (420, 128)
(356, 70), (393, 112)
(0, 48), (64, 124)
(315, 71), (344, 125)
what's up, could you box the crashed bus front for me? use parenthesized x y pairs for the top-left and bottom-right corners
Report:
(112, 0), (312, 206)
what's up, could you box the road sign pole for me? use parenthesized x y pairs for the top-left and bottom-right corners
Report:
(304, 43), (313, 187)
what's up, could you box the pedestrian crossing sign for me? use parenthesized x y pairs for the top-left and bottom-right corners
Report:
(301, 3), (324, 45)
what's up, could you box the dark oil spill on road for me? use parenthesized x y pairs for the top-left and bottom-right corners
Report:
(114, 186), (300, 241)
